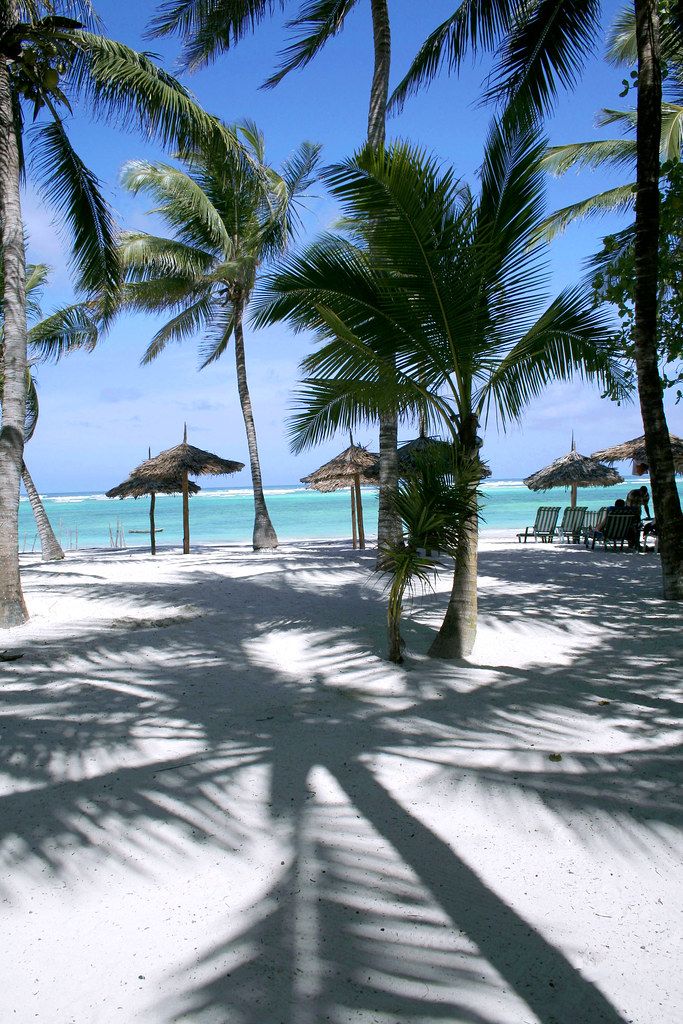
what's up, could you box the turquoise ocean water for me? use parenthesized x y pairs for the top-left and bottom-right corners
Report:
(19, 477), (682, 552)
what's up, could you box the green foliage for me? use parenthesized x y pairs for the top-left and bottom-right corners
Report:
(591, 160), (683, 400)
(256, 129), (630, 454)
(378, 447), (481, 662)
(116, 123), (321, 367)
(390, 0), (602, 123)
(3, 2), (237, 304)
(0, 261), (98, 438)
(149, 0), (360, 81)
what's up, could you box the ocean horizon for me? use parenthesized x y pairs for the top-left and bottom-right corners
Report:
(19, 477), (681, 553)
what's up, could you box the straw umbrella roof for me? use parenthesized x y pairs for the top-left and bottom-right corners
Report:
(524, 446), (623, 491)
(106, 474), (201, 499)
(396, 435), (492, 478)
(131, 428), (245, 483)
(301, 443), (378, 492)
(591, 433), (683, 472)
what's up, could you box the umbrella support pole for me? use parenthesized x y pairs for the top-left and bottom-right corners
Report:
(570, 483), (577, 509)
(149, 492), (156, 556)
(350, 485), (358, 549)
(182, 470), (190, 554)
(354, 475), (365, 550)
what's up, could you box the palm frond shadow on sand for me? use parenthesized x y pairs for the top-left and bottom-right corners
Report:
(2, 541), (679, 1022)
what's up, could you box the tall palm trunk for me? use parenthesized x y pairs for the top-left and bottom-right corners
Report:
(429, 413), (479, 659)
(368, 0), (402, 563)
(21, 462), (65, 561)
(0, 25), (29, 627)
(633, 0), (683, 599)
(233, 295), (278, 549)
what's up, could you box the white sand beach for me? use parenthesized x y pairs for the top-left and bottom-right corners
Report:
(1, 535), (681, 1024)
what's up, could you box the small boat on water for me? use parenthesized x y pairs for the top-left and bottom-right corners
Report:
(129, 528), (164, 534)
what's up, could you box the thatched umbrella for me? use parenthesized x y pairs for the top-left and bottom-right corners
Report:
(524, 441), (623, 508)
(395, 435), (492, 479)
(301, 441), (378, 549)
(106, 460), (201, 555)
(591, 433), (683, 474)
(112, 427), (244, 554)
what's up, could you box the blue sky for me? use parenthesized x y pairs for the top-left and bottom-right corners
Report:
(23, 0), (681, 492)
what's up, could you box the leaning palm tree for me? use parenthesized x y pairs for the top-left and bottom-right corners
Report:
(117, 123), (321, 549)
(0, 261), (99, 561)
(388, 0), (683, 599)
(149, 0), (404, 556)
(0, 1), (239, 626)
(255, 128), (629, 658)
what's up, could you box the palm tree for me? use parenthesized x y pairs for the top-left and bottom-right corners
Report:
(0, 1), (239, 627)
(387, 0), (683, 601)
(255, 128), (629, 657)
(116, 123), (321, 550)
(149, 0), (403, 558)
(0, 262), (99, 561)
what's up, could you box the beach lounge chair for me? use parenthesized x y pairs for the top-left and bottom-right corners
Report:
(581, 508), (607, 545)
(557, 506), (587, 543)
(590, 512), (637, 551)
(517, 506), (561, 543)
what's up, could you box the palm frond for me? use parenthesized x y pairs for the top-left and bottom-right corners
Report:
(24, 370), (39, 443)
(288, 377), (387, 453)
(28, 302), (99, 362)
(120, 161), (231, 254)
(117, 277), (210, 314)
(263, 0), (358, 89)
(532, 182), (637, 243)
(24, 262), (50, 297)
(31, 118), (118, 299)
(541, 138), (637, 176)
(118, 229), (217, 281)
(481, 285), (631, 426)
(198, 302), (236, 368)
(389, 0), (515, 114)
(68, 30), (238, 154)
(140, 295), (216, 364)
(148, 0), (282, 70)
(485, 0), (601, 122)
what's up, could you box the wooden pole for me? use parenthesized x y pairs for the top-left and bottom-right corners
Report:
(149, 491), (156, 556)
(354, 474), (365, 549)
(182, 469), (190, 554)
(570, 483), (577, 509)
(350, 484), (358, 548)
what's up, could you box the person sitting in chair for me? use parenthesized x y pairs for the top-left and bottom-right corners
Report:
(588, 499), (638, 548)
(596, 498), (627, 532)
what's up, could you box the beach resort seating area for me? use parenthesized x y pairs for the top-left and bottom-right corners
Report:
(518, 501), (658, 552)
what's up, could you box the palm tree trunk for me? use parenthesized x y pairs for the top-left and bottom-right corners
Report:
(182, 469), (190, 553)
(633, 0), (683, 599)
(368, 0), (402, 564)
(429, 414), (480, 659)
(367, 0), (390, 148)
(354, 473), (365, 549)
(428, 517), (478, 659)
(149, 492), (156, 556)
(21, 462), (64, 561)
(0, 30), (29, 627)
(350, 484), (358, 548)
(233, 296), (278, 550)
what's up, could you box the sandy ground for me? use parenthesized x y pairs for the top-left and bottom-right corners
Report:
(0, 534), (681, 1024)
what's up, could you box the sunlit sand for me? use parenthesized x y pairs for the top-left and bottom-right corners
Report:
(1, 537), (680, 1023)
